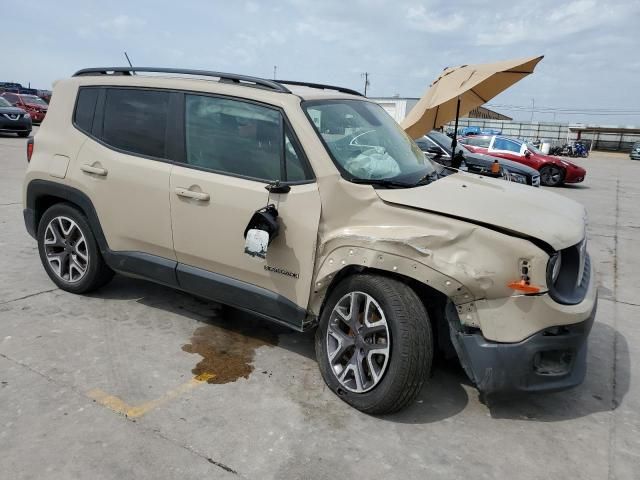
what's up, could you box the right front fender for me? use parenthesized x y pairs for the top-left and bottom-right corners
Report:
(308, 244), (474, 316)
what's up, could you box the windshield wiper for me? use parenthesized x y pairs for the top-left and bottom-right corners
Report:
(350, 178), (414, 188)
(410, 171), (440, 186)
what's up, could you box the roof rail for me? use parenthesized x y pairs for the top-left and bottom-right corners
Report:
(275, 80), (364, 97)
(72, 67), (292, 93)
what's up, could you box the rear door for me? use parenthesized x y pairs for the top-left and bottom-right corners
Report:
(70, 87), (176, 280)
(169, 93), (321, 329)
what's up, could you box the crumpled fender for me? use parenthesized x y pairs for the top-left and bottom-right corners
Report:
(308, 233), (474, 316)
(308, 223), (549, 323)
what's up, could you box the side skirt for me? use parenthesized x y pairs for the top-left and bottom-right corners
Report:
(104, 251), (308, 332)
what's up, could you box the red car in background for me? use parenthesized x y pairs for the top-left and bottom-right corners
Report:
(0, 92), (48, 123)
(459, 135), (586, 187)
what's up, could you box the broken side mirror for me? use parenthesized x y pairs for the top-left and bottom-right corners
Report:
(243, 204), (280, 260)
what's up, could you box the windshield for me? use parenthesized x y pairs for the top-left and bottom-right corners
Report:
(22, 95), (48, 106)
(0, 98), (11, 107)
(525, 142), (541, 154)
(303, 100), (435, 185)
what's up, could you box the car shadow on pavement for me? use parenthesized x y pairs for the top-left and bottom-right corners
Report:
(560, 184), (590, 189)
(89, 276), (628, 425)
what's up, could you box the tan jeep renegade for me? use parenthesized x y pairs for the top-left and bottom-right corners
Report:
(23, 67), (597, 414)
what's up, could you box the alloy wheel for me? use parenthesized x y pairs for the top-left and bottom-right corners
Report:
(541, 166), (563, 186)
(43, 216), (89, 283)
(326, 291), (391, 393)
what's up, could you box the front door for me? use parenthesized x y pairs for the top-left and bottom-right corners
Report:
(169, 93), (321, 329)
(488, 136), (529, 165)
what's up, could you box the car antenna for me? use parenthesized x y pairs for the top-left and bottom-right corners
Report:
(124, 51), (135, 75)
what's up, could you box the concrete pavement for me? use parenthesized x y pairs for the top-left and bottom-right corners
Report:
(1, 131), (638, 479)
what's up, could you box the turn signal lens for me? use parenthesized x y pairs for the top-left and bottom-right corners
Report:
(491, 160), (500, 174)
(507, 280), (541, 294)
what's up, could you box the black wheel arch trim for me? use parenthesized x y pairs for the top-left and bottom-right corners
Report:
(25, 180), (109, 250)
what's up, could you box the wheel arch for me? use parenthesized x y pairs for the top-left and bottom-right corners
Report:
(309, 247), (456, 345)
(313, 263), (453, 362)
(25, 180), (108, 252)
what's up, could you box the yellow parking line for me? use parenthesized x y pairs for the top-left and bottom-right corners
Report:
(87, 372), (215, 418)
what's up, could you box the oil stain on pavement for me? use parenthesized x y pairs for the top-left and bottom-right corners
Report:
(182, 315), (279, 384)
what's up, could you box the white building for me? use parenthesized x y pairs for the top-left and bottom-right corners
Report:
(369, 97), (419, 123)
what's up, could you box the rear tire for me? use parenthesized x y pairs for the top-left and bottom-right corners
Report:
(540, 165), (565, 187)
(315, 274), (432, 414)
(37, 203), (114, 294)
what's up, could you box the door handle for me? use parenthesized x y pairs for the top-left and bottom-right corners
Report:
(80, 164), (108, 176)
(175, 187), (210, 201)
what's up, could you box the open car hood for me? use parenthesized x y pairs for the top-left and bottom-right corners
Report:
(375, 172), (585, 251)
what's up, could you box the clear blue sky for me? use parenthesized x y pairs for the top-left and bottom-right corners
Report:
(5, 0), (639, 124)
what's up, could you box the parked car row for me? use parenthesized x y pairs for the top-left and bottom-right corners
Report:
(455, 126), (502, 137)
(0, 96), (32, 137)
(459, 134), (587, 187)
(0, 92), (48, 123)
(416, 131), (540, 186)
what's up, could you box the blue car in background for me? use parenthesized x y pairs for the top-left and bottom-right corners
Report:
(457, 126), (502, 136)
(458, 126), (482, 136)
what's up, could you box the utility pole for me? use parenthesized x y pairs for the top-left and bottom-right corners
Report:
(273, 65), (277, 80)
(530, 98), (535, 123)
(361, 72), (370, 96)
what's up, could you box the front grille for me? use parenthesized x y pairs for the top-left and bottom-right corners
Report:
(2, 113), (22, 121)
(547, 239), (590, 305)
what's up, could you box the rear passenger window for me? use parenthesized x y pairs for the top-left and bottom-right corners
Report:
(74, 88), (99, 134)
(185, 94), (312, 182)
(102, 88), (169, 158)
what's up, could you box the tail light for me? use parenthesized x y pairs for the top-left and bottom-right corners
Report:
(26, 137), (34, 162)
(491, 160), (500, 174)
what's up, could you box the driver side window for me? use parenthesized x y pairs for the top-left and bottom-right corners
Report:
(492, 138), (521, 153)
(184, 94), (312, 182)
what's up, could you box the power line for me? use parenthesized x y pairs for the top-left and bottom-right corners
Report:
(487, 103), (640, 115)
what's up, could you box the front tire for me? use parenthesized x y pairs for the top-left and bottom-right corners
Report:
(540, 165), (565, 187)
(315, 274), (432, 414)
(18, 131), (30, 138)
(37, 203), (113, 294)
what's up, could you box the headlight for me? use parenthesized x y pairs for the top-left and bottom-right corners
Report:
(547, 251), (562, 285)
(509, 172), (527, 184)
(24, 113), (31, 119)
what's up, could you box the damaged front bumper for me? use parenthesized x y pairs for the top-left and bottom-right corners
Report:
(447, 297), (597, 395)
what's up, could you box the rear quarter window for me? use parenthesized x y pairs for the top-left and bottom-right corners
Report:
(73, 88), (99, 134)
